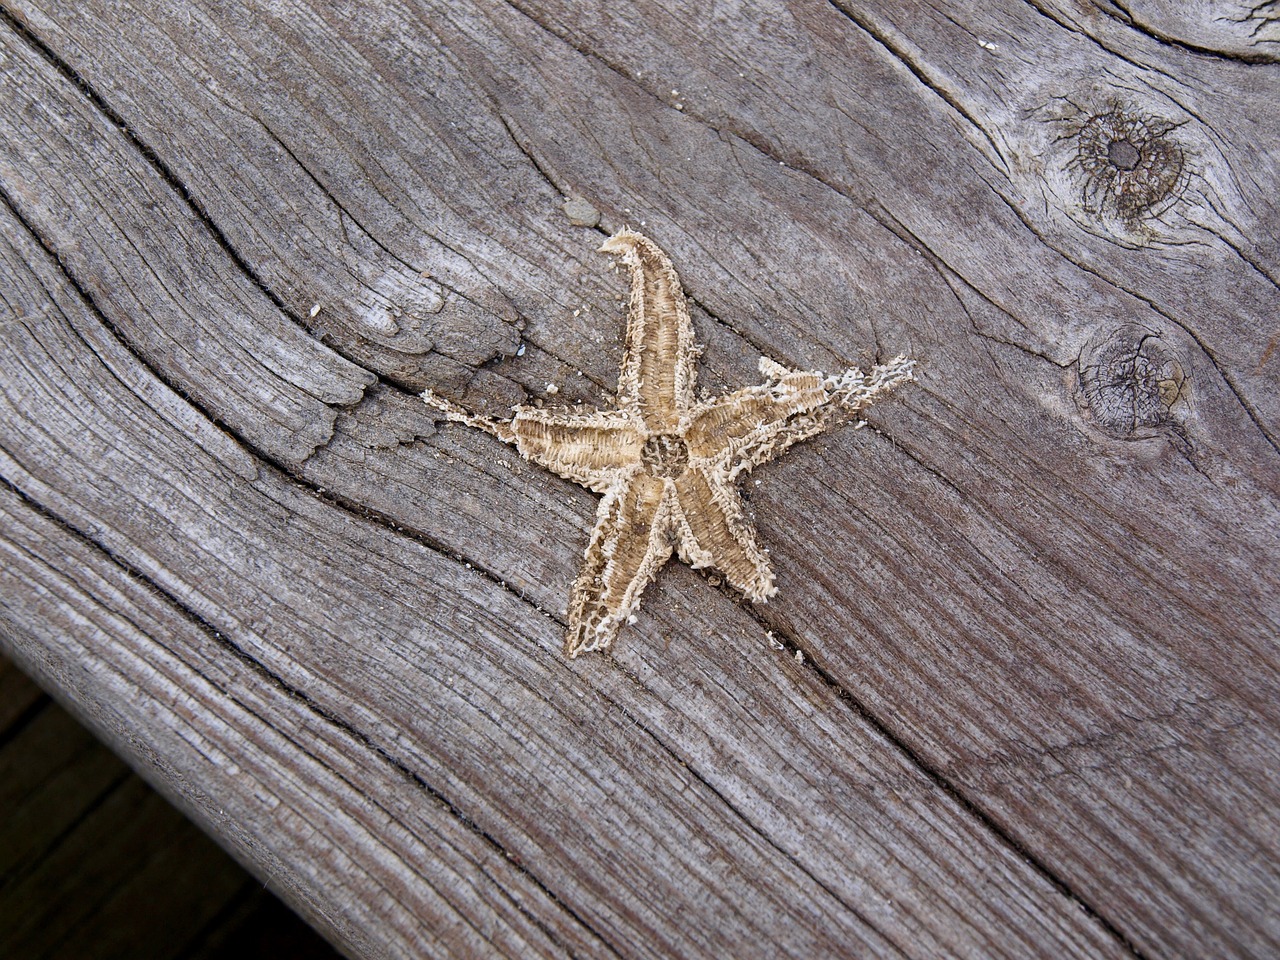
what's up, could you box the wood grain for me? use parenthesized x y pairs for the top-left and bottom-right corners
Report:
(0, 657), (340, 960)
(1, 1), (1277, 957)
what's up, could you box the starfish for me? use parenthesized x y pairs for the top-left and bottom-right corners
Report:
(423, 230), (914, 657)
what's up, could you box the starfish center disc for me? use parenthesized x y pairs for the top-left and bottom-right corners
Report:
(641, 433), (690, 478)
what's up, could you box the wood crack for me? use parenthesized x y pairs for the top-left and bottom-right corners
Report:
(492, 0), (1068, 377)
(0, 179), (567, 683)
(0, 181), (317, 469)
(824, 1), (1009, 168)
(607, 680), (913, 959)
(0, 10), (277, 314)
(1104, 0), (1280, 64)
(496, 110), (571, 199)
(987, 188), (1280, 456)
(0, 5), (381, 410)
(864, 199), (1045, 350)
(0, 470), (613, 960)
(1017, 0), (1181, 81)
(256, 116), (510, 325)
(3, 8), (612, 470)
(729, 596), (1151, 960)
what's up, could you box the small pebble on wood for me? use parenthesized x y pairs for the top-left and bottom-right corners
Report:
(563, 197), (601, 227)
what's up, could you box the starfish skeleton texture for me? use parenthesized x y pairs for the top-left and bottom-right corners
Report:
(423, 230), (914, 657)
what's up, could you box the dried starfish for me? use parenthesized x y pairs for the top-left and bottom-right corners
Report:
(423, 230), (913, 657)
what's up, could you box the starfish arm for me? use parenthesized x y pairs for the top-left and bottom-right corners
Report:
(565, 473), (675, 657)
(510, 408), (644, 494)
(601, 230), (698, 428)
(422, 389), (517, 443)
(672, 467), (775, 602)
(682, 366), (830, 473)
(686, 355), (914, 477)
(826, 355), (916, 415)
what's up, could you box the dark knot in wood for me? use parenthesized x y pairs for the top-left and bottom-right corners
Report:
(642, 433), (690, 478)
(1070, 102), (1186, 224)
(1107, 138), (1140, 172)
(1078, 325), (1187, 440)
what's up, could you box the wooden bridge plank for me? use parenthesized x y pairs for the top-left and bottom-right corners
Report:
(1, 1), (1277, 957)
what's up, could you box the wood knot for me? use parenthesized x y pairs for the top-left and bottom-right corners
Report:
(1107, 138), (1140, 172)
(1069, 101), (1187, 225)
(1077, 325), (1188, 440)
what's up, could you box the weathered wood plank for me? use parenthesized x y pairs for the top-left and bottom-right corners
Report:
(0, 0), (1277, 957)
(0, 658), (343, 959)
(0, 193), (1125, 955)
(0, 484), (592, 955)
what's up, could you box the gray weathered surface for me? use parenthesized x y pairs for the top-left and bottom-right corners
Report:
(0, 655), (341, 959)
(1, 1), (1277, 957)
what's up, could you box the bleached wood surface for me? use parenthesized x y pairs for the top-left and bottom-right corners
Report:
(1, 1), (1277, 957)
